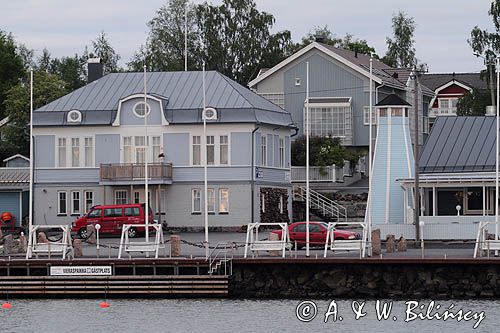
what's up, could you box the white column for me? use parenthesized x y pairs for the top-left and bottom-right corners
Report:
(432, 186), (437, 217)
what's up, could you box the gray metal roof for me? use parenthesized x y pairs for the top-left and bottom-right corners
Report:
(34, 71), (292, 127)
(420, 73), (488, 91)
(419, 116), (498, 173)
(0, 168), (29, 189)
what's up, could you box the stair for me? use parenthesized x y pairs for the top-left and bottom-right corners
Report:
(294, 185), (347, 222)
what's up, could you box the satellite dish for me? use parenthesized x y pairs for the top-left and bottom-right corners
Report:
(202, 107), (217, 120)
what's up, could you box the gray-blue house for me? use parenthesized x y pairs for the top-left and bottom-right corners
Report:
(249, 41), (434, 147)
(32, 70), (294, 230)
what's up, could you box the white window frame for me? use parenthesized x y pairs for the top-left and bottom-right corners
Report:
(84, 191), (94, 213)
(123, 136), (133, 164)
(207, 188), (215, 213)
(57, 138), (67, 168)
(71, 191), (81, 215)
(261, 193), (266, 213)
(279, 138), (285, 168)
(114, 190), (128, 205)
(206, 135), (215, 165)
(219, 188), (229, 213)
(192, 189), (201, 213)
(84, 137), (94, 167)
(261, 135), (267, 166)
(219, 135), (229, 165)
(121, 135), (161, 164)
(58, 191), (67, 215)
(71, 137), (80, 167)
(363, 106), (377, 125)
(132, 101), (151, 118)
(152, 136), (161, 163)
(192, 136), (201, 166)
(305, 98), (351, 138)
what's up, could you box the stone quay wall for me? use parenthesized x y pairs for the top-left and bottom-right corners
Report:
(230, 261), (500, 299)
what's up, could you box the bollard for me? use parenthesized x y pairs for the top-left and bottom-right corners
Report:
(268, 232), (279, 257)
(371, 229), (381, 255)
(86, 225), (96, 244)
(397, 235), (407, 252)
(170, 235), (181, 257)
(73, 239), (83, 258)
(3, 235), (14, 255)
(385, 234), (395, 253)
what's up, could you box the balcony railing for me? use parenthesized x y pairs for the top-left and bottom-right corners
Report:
(100, 163), (173, 181)
(429, 108), (457, 117)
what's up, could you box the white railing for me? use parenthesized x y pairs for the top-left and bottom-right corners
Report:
(429, 108), (457, 117)
(294, 185), (347, 222)
(291, 166), (337, 182)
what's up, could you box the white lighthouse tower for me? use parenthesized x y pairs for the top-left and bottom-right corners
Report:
(366, 94), (414, 225)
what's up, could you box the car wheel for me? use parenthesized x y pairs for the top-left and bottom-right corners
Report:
(127, 227), (138, 238)
(78, 228), (88, 239)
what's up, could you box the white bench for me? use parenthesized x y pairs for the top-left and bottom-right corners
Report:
(329, 240), (364, 251)
(118, 224), (165, 259)
(26, 225), (72, 260)
(124, 242), (159, 253)
(250, 241), (286, 251)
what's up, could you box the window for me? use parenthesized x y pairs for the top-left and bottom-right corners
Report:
(309, 224), (321, 232)
(307, 106), (347, 137)
(88, 208), (101, 218)
(206, 136), (215, 165)
(134, 191), (140, 204)
(261, 193), (266, 213)
(278, 195), (284, 214)
(261, 135), (267, 166)
(133, 102), (151, 118)
(220, 135), (228, 165)
(466, 187), (483, 212)
(84, 137), (94, 167)
(279, 138), (285, 168)
(58, 191), (67, 215)
(208, 188), (215, 213)
(71, 138), (80, 167)
(58, 138), (66, 167)
(123, 136), (133, 163)
(192, 189), (201, 213)
(293, 223), (306, 232)
(71, 191), (80, 215)
(192, 136), (201, 165)
(125, 207), (140, 216)
(84, 191), (94, 213)
(363, 107), (377, 125)
(135, 136), (146, 164)
(67, 110), (82, 123)
(219, 189), (229, 213)
(423, 116), (429, 134)
(152, 136), (161, 163)
(295, 78), (301, 86)
(438, 98), (459, 115)
(105, 208), (123, 217)
(114, 190), (128, 205)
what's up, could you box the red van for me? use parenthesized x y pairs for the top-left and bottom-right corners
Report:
(71, 203), (153, 238)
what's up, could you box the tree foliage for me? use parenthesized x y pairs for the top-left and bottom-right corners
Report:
(383, 11), (424, 69)
(456, 88), (491, 116)
(2, 71), (67, 157)
(0, 30), (24, 119)
(91, 31), (121, 74)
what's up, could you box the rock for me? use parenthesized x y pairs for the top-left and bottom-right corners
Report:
(268, 232), (279, 257)
(37, 232), (48, 243)
(86, 225), (96, 244)
(73, 239), (83, 257)
(3, 234), (14, 255)
(18, 232), (27, 253)
(170, 234), (181, 257)
(397, 235), (407, 252)
(371, 229), (381, 255)
(386, 234), (395, 253)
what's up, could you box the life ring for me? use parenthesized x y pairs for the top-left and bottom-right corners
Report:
(1, 212), (13, 223)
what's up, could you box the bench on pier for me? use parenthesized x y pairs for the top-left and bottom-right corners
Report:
(244, 223), (290, 258)
(118, 224), (166, 259)
(26, 225), (72, 260)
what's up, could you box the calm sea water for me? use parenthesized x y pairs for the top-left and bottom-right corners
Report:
(0, 299), (498, 333)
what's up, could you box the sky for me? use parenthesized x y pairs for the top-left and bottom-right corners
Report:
(0, 0), (496, 73)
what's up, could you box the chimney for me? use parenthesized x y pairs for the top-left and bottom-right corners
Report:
(87, 58), (103, 83)
(315, 35), (325, 43)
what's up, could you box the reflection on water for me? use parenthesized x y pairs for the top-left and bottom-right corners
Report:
(0, 299), (498, 333)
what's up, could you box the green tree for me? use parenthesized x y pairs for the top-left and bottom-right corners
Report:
(456, 88), (491, 116)
(2, 71), (67, 156)
(37, 48), (52, 72)
(383, 11), (423, 69)
(91, 31), (121, 74)
(196, 0), (294, 84)
(49, 54), (86, 91)
(468, 0), (500, 107)
(128, 0), (200, 71)
(0, 30), (24, 119)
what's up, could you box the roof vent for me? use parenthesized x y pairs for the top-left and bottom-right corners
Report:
(486, 105), (495, 116)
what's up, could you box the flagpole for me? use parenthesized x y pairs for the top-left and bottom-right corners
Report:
(144, 65), (149, 245)
(184, 4), (188, 71)
(496, 56), (499, 255)
(368, 55), (373, 257)
(203, 62), (209, 259)
(305, 61), (310, 257)
(29, 68), (34, 230)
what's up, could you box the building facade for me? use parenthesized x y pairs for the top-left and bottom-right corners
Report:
(32, 71), (294, 229)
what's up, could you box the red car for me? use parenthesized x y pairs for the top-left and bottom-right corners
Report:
(272, 221), (360, 247)
(72, 203), (153, 238)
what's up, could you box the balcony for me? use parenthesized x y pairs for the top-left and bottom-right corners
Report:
(100, 163), (173, 184)
(429, 108), (457, 117)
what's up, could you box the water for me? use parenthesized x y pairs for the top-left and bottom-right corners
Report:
(0, 299), (498, 332)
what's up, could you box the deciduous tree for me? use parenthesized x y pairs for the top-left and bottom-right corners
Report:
(0, 30), (24, 119)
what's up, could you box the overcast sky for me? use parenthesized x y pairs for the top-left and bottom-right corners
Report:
(0, 0), (495, 73)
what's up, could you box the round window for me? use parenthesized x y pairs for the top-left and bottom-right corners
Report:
(133, 102), (151, 118)
(67, 110), (82, 123)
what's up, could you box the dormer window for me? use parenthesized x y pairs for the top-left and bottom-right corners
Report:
(67, 110), (82, 123)
(133, 102), (151, 118)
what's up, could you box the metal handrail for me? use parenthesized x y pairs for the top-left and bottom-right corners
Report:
(208, 242), (234, 275)
(295, 185), (347, 221)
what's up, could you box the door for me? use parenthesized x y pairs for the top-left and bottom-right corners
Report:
(102, 207), (123, 234)
(290, 223), (306, 244)
(309, 223), (326, 245)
